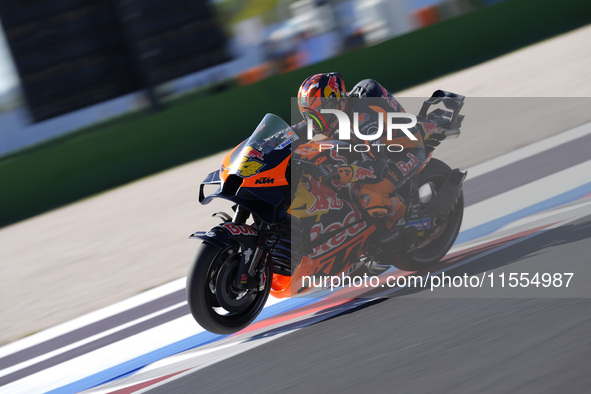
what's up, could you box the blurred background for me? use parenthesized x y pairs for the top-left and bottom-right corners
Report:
(0, 0), (501, 156)
(0, 0), (589, 227)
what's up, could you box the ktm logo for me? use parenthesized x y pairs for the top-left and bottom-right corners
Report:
(255, 177), (274, 184)
(315, 155), (328, 166)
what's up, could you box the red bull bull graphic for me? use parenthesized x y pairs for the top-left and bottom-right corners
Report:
(307, 178), (344, 215)
(245, 148), (264, 160)
(353, 165), (376, 180)
(422, 122), (438, 136)
(327, 75), (342, 98)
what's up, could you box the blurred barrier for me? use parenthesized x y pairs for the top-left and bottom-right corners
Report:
(237, 64), (271, 86)
(413, 6), (441, 28)
(1, 0), (590, 227)
(436, 0), (463, 21)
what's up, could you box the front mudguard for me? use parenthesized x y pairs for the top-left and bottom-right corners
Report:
(189, 224), (263, 290)
(190, 228), (236, 249)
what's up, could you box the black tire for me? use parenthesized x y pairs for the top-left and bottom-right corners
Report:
(186, 242), (271, 334)
(393, 159), (464, 271)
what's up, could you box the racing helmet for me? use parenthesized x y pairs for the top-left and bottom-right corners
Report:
(297, 72), (347, 137)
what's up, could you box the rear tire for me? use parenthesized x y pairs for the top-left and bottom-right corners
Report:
(393, 159), (464, 271)
(186, 243), (271, 334)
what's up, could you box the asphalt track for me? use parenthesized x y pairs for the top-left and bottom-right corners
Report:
(140, 135), (591, 393)
(155, 217), (591, 393)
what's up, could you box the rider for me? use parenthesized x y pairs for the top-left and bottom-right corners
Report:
(294, 72), (442, 232)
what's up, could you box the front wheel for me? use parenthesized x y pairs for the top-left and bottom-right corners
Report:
(186, 243), (271, 334)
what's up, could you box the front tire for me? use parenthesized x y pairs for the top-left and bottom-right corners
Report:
(186, 243), (271, 334)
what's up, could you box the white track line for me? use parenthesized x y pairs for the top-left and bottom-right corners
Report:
(498, 198), (591, 233)
(0, 278), (186, 359)
(0, 301), (187, 380)
(466, 120), (591, 179)
(2, 315), (200, 394)
(462, 160), (591, 231)
(1, 298), (288, 393)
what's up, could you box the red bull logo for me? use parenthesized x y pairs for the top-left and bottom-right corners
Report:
(245, 148), (264, 160)
(307, 178), (343, 215)
(422, 122), (438, 136)
(396, 153), (420, 176)
(327, 75), (341, 97)
(354, 166), (376, 180)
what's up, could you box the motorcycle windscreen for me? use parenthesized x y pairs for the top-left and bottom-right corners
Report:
(225, 113), (298, 179)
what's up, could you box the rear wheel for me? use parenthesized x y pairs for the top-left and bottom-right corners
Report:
(186, 243), (271, 334)
(394, 159), (464, 271)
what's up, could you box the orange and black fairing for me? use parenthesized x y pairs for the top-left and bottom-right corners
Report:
(219, 141), (290, 188)
(199, 114), (296, 224)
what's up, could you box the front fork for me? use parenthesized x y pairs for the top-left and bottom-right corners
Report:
(191, 206), (269, 291)
(232, 206), (268, 290)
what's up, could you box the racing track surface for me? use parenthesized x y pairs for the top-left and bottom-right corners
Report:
(145, 131), (591, 393)
(1, 120), (587, 393)
(154, 217), (591, 393)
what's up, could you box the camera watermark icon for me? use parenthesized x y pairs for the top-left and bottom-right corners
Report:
(306, 108), (418, 141)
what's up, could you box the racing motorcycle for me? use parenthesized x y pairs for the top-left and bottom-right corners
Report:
(187, 90), (466, 334)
